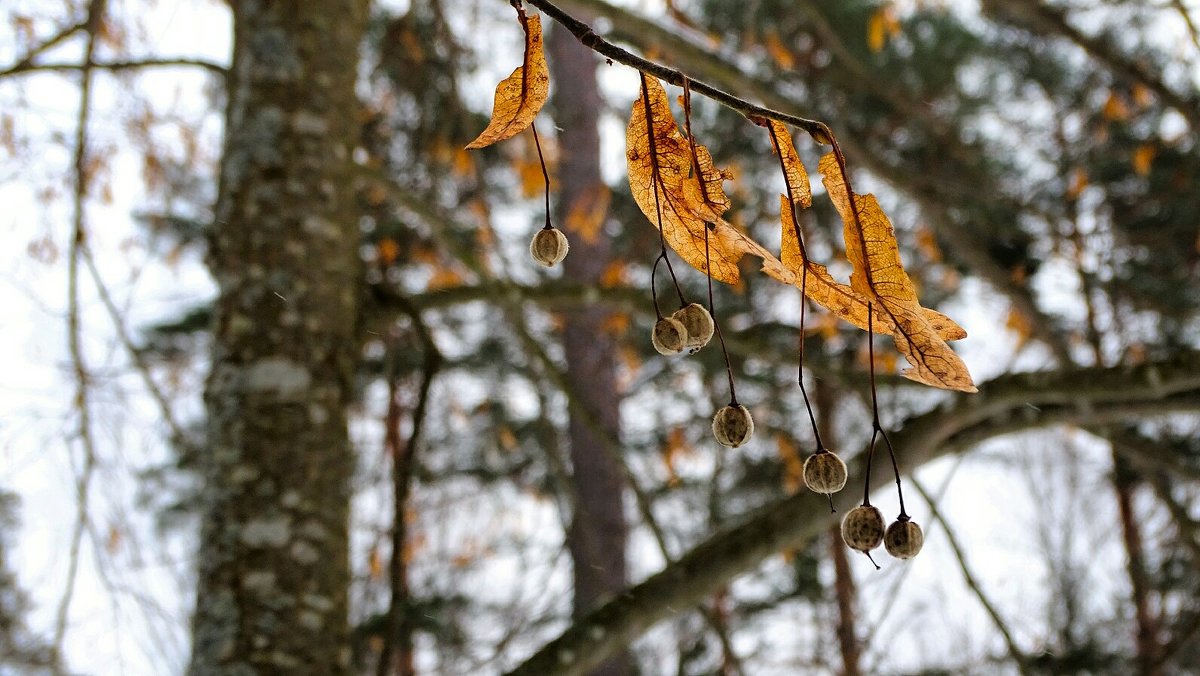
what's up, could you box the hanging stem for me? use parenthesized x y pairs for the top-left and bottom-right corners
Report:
(797, 267), (825, 450)
(705, 223), (738, 405)
(861, 304), (880, 507)
(765, 122), (824, 452)
(639, 72), (688, 307)
(530, 121), (552, 229)
(865, 303), (907, 517)
(650, 251), (666, 320)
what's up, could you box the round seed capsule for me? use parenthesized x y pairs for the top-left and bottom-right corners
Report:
(803, 450), (847, 494)
(841, 505), (885, 553)
(671, 303), (714, 352)
(884, 518), (924, 560)
(712, 404), (754, 448)
(651, 317), (688, 356)
(529, 227), (569, 267)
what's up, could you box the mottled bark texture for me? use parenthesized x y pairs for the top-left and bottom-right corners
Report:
(548, 19), (630, 676)
(188, 1), (368, 674)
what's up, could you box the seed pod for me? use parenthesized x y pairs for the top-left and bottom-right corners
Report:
(651, 317), (688, 356)
(529, 227), (569, 267)
(671, 303), (714, 352)
(841, 505), (885, 553)
(712, 404), (754, 448)
(803, 450), (847, 495)
(884, 518), (924, 560)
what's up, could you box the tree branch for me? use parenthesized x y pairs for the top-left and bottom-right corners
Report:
(506, 352), (1200, 675)
(983, 0), (1200, 130)
(377, 294), (442, 676)
(55, 0), (105, 665)
(522, 0), (830, 140)
(910, 476), (1033, 675)
(0, 19), (87, 77)
(0, 57), (228, 80)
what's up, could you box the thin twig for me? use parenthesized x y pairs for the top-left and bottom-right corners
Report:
(765, 122), (822, 450)
(524, 0), (828, 138)
(80, 249), (195, 452)
(531, 121), (553, 230)
(377, 297), (443, 676)
(639, 72), (688, 308)
(0, 19), (87, 76)
(909, 476), (1032, 675)
(54, 1), (105, 667)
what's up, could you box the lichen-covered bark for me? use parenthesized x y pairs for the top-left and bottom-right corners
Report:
(188, 1), (368, 674)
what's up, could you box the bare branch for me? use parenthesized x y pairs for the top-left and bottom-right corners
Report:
(55, 0), (105, 665)
(982, 0), (1200, 130)
(521, 0), (829, 139)
(0, 19), (87, 77)
(0, 57), (228, 80)
(506, 353), (1200, 675)
(377, 295), (442, 676)
(910, 477), (1032, 674)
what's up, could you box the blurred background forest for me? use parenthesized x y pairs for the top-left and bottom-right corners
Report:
(2, 0), (1200, 674)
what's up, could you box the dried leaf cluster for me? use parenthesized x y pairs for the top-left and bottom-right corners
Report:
(466, 6), (977, 563)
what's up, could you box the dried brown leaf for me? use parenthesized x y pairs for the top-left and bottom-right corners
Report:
(767, 120), (812, 209)
(465, 14), (549, 149)
(819, 152), (976, 392)
(626, 76), (754, 283)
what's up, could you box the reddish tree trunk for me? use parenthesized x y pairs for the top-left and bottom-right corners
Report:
(548, 18), (630, 676)
(1113, 455), (1161, 675)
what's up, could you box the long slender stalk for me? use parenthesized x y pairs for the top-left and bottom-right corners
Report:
(639, 72), (688, 308)
(55, 3), (104, 667)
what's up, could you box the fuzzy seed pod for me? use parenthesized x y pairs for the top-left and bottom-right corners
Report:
(712, 404), (754, 448)
(803, 450), (847, 494)
(651, 317), (688, 356)
(841, 505), (885, 553)
(884, 518), (924, 560)
(671, 303), (715, 352)
(529, 227), (569, 267)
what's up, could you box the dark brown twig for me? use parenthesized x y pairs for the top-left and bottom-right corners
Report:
(377, 297), (442, 676)
(523, 0), (828, 138)
(56, 0), (105, 661)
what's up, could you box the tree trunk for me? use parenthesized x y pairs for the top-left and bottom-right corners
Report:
(1113, 455), (1162, 676)
(188, 1), (368, 674)
(817, 381), (861, 676)
(548, 19), (630, 676)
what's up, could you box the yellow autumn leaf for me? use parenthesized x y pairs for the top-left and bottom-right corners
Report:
(1066, 167), (1089, 200)
(466, 13), (549, 149)
(764, 32), (796, 69)
(867, 5), (900, 53)
(776, 435), (805, 494)
(819, 152), (976, 392)
(626, 75), (765, 283)
(1132, 143), (1156, 176)
(766, 120), (812, 209)
(564, 182), (611, 244)
(762, 120), (965, 339)
(1102, 91), (1131, 121)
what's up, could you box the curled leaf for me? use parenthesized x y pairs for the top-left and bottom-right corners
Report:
(762, 195), (966, 342)
(819, 152), (975, 392)
(466, 14), (549, 149)
(767, 120), (812, 209)
(627, 76), (753, 283)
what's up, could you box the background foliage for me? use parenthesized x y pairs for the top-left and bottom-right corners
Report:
(2, 0), (1199, 674)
